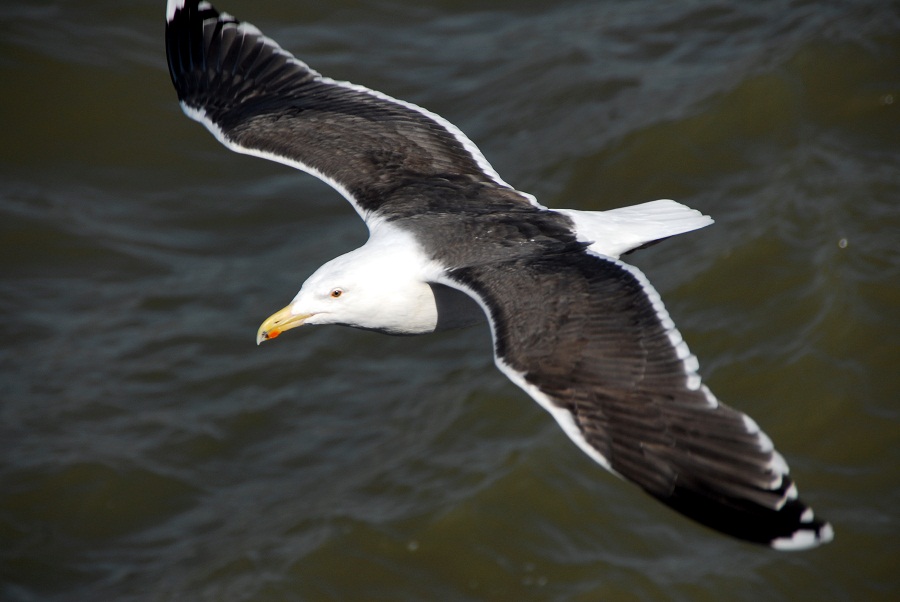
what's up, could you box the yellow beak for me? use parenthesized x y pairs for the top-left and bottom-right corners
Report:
(256, 304), (313, 345)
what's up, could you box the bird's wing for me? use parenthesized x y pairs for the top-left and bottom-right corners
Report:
(165, 0), (539, 225)
(442, 249), (833, 550)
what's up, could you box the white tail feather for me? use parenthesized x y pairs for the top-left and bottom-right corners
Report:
(558, 199), (714, 258)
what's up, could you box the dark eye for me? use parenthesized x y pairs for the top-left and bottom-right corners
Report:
(330, 288), (343, 298)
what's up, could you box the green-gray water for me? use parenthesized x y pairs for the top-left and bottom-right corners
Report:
(2, 1), (898, 600)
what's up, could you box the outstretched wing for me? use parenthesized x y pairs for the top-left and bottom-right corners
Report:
(165, 0), (538, 222)
(445, 250), (833, 550)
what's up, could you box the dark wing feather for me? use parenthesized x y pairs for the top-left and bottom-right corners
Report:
(165, 1), (535, 218)
(447, 250), (833, 549)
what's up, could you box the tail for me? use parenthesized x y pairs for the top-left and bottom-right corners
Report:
(559, 199), (714, 259)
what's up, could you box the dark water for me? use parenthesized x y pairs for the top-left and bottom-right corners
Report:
(2, 1), (898, 600)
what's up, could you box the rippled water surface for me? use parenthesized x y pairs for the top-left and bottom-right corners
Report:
(2, 1), (898, 600)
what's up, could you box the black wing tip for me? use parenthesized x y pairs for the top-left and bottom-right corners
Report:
(657, 483), (834, 550)
(165, 1), (219, 97)
(166, 0), (318, 109)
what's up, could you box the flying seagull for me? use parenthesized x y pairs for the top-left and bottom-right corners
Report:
(165, 0), (833, 550)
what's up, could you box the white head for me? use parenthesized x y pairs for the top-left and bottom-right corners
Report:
(256, 246), (440, 343)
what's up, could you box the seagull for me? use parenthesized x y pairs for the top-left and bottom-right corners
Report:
(165, 0), (833, 550)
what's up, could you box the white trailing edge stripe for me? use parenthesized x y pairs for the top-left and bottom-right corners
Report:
(179, 103), (375, 224)
(432, 274), (622, 478)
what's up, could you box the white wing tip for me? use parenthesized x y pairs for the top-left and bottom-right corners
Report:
(166, 0), (185, 23)
(771, 522), (834, 551)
